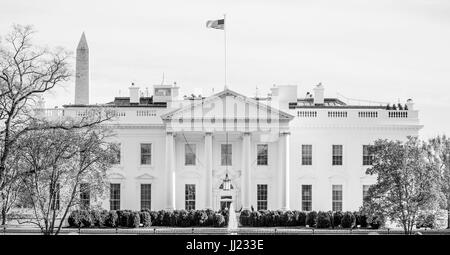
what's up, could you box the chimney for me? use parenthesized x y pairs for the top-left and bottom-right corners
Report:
(129, 83), (140, 104)
(406, 99), (414, 110)
(313, 83), (324, 105)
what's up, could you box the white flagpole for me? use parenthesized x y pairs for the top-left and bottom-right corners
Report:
(224, 14), (227, 90)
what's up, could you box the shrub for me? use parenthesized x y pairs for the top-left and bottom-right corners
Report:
(139, 211), (151, 227)
(332, 211), (343, 228)
(90, 210), (106, 227)
(128, 211), (140, 228)
(161, 210), (174, 226)
(68, 210), (81, 228)
(79, 210), (93, 228)
(296, 211), (307, 226)
(281, 210), (296, 226)
(157, 210), (166, 226)
(118, 211), (131, 227)
(205, 209), (215, 226)
(250, 211), (261, 227)
(239, 209), (251, 226)
(306, 211), (317, 227)
(213, 213), (225, 227)
(105, 210), (118, 228)
(317, 211), (331, 228)
(196, 210), (208, 226)
(258, 210), (270, 227)
(188, 210), (197, 226)
(368, 215), (384, 229)
(416, 212), (436, 229)
(178, 210), (190, 227)
(341, 212), (355, 228)
(149, 211), (159, 226)
(354, 211), (368, 228)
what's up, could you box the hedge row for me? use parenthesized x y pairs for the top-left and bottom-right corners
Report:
(68, 209), (229, 228)
(239, 210), (383, 229)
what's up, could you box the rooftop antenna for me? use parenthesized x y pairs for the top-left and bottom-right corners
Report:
(161, 72), (165, 85)
(255, 86), (259, 98)
(146, 87), (149, 97)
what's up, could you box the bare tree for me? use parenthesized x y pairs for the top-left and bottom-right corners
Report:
(0, 25), (116, 225)
(16, 121), (116, 235)
(0, 24), (71, 195)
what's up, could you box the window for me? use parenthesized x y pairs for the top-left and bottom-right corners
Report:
(185, 144), (196, 166)
(185, 184), (196, 210)
(80, 183), (90, 209)
(363, 185), (370, 202)
(302, 185), (312, 211)
(302, 145), (312, 165)
(110, 143), (121, 164)
(110, 183), (120, 210)
(257, 184), (268, 210)
(332, 185), (343, 211)
(257, 144), (268, 166)
(140, 143), (152, 165)
(363, 145), (374, 166)
(332, 145), (343, 165)
(141, 184), (152, 210)
(221, 144), (232, 166)
(51, 183), (60, 210)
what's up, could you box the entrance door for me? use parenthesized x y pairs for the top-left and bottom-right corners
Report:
(220, 195), (232, 210)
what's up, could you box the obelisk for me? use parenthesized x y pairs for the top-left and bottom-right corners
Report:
(75, 32), (89, 105)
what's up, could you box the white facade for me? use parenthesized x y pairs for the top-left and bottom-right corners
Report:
(42, 34), (422, 212)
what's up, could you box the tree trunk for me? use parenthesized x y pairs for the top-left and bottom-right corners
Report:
(447, 198), (450, 229)
(1, 207), (6, 225)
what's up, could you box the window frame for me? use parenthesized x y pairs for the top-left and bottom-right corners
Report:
(332, 145), (343, 166)
(184, 143), (197, 166)
(301, 144), (313, 166)
(332, 184), (343, 211)
(140, 184), (152, 210)
(362, 185), (370, 202)
(80, 183), (90, 209)
(140, 143), (152, 165)
(110, 183), (121, 210)
(362, 145), (374, 166)
(185, 184), (196, 210)
(221, 144), (232, 166)
(257, 144), (269, 166)
(301, 184), (312, 211)
(257, 184), (268, 211)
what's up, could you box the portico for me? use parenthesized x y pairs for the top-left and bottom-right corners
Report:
(160, 89), (294, 211)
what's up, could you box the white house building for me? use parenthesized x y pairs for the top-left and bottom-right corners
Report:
(42, 34), (422, 213)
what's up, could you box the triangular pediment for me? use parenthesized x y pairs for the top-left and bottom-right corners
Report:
(136, 173), (156, 180)
(161, 89), (294, 121)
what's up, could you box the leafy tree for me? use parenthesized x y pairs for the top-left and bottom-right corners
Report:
(427, 135), (450, 228)
(364, 137), (443, 234)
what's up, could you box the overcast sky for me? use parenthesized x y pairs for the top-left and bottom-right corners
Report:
(1, 0), (449, 138)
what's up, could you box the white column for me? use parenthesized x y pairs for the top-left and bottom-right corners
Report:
(165, 132), (176, 210)
(204, 132), (213, 209)
(241, 132), (251, 210)
(279, 132), (290, 210)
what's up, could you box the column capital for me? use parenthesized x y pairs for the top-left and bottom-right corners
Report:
(280, 131), (291, 136)
(205, 132), (213, 136)
(166, 131), (174, 136)
(243, 132), (251, 136)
